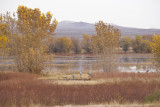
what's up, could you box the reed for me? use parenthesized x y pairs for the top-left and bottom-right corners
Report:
(0, 72), (160, 106)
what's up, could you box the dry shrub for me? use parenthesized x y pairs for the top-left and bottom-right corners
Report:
(0, 72), (160, 106)
(0, 72), (36, 81)
(52, 81), (160, 105)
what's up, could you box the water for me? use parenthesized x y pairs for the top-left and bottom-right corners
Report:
(0, 54), (155, 72)
(48, 54), (154, 72)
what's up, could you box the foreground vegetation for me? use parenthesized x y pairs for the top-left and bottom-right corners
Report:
(0, 72), (160, 106)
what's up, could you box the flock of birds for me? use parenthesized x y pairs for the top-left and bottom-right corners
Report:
(72, 72), (92, 79)
(137, 69), (155, 73)
(71, 69), (155, 79)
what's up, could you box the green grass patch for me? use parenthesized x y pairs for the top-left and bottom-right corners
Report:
(145, 89), (160, 103)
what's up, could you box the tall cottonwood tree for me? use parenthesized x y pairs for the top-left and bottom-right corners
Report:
(8, 6), (58, 74)
(91, 21), (120, 72)
(151, 34), (160, 72)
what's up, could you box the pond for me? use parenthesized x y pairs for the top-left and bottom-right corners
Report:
(47, 54), (155, 72)
(0, 54), (155, 72)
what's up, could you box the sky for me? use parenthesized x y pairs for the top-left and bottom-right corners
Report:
(0, 0), (160, 29)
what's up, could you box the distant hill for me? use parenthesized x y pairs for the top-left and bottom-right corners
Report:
(55, 21), (160, 39)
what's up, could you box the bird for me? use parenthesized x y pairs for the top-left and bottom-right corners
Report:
(146, 70), (149, 73)
(80, 72), (82, 76)
(88, 72), (92, 76)
(72, 74), (75, 79)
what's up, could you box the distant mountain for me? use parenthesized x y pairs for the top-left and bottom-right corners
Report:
(55, 21), (160, 39)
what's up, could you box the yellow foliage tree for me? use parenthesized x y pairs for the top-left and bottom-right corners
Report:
(55, 36), (72, 54)
(91, 21), (120, 72)
(0, 15), (10, 54)
(62, 37), (72, 53)
(151, 34), (160, 71)
(5, 6), (58, 74)
(0, 35), (9, 48)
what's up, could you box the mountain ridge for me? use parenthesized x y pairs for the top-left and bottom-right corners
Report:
(55, 21), (160, 39)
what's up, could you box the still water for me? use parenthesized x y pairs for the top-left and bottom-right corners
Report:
(47, 55), (155, 72)
(0, 54), (155, 72)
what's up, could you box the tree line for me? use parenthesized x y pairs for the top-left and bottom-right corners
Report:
(48, 34), (153, 54)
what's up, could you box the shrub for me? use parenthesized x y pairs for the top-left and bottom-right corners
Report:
(144, 89), (160, 103)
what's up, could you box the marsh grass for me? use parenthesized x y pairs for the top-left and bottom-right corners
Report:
(1, 72), (160, 107)
(93, 72), (160, 80)
(145, 89), (160, 103)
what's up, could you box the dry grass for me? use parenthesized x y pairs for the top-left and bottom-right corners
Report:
(60, 103), (160, 107)
(40, 71), (90, 80)
(40, 72), (160, 85)
(1, 72), (160, 107)
(93, 72), (160, 80)
(0, 72), (55, 107)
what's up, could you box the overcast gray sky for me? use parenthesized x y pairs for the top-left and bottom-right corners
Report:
(0, 0), (160, 29)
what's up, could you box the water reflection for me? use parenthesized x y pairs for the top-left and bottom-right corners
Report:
(0, 55), (155, 72)
(50, 55), (155, 72)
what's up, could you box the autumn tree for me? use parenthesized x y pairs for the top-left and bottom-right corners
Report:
(3, 6), (58, 74)
(0, 12), (16, 55)
(120, 36), (131, 53)
(142, 35), (153, 42)
(90, 35), (102, 53)
(150, 34), (160, 71)
(56, 36), (72, 53)
(131, 35), (142, 53)
(61, 37), (72, 53)
(131, 35), (151, 53)
(0, 35), (8, 48)
(71, 37), (81, 53)
(82, 34), (91, 53)
(141, 40), (151, 53)
(0, 17), (8, 47)
(49, 36), (72, 54)
(91, 21), (120, 72)
(0, 16), (9, 48)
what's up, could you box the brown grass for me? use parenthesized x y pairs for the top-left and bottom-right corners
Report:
(0, 72), (160, 106)
(93, 72), (160, 80)
(0, 72), (55, 107)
